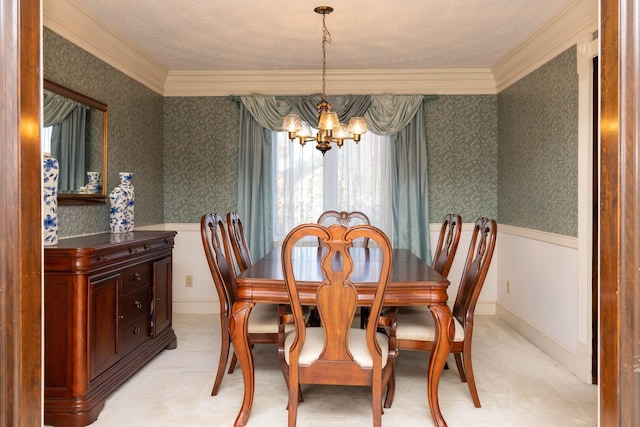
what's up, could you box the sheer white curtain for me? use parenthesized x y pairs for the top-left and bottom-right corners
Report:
(272, 131), (392, 247)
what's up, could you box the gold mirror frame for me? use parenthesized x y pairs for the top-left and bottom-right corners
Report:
(44, 79), (108, 205)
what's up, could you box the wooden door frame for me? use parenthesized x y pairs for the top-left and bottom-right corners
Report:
(599, 0), (640, 425)
(0, 0), (42, 426)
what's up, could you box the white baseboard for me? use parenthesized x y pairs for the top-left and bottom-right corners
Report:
(496, 303), (586, 382)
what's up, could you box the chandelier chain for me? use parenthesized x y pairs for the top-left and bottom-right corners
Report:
(321, 13), (331, 100)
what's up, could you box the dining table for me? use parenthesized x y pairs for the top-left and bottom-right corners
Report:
(230, 246), (454, 427)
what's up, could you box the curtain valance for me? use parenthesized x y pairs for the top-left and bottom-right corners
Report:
(43, 90), (78, 127)
(240, 94), (423, 135)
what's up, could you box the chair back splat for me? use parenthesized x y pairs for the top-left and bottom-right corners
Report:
(227, 211), (253, 273)
(317, 210), (371, 248)
(432, 213), (462, 278)
(280, 223), (397, 427)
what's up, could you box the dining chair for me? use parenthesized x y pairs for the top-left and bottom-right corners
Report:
(317, 210), (371, 248)
(396, 213), (462, 328)
(279, 223), (397, 427)
(200, 213), (285, 396)
(389, 217), (497, 408)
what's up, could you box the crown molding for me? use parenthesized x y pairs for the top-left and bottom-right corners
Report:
(163, 69), (497, 97)
(492, 0), (598, 92)
(43, 0), (168, 94)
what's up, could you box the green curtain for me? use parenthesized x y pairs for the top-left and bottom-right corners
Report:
(45, 93), (88, 192)
(237, 94), (431, 264)
(237, 104), (273, 261)
(391, 103), (431, 263)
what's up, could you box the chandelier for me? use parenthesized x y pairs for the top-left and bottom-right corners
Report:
(282, 6), (368, 155)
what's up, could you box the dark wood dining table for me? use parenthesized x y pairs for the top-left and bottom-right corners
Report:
(230, 246), (453, 427)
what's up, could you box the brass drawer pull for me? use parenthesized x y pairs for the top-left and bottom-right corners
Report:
(119, 315), (125, 320)
(134, 301), (142, 309)
(97, 256), (107, 261)
(129, 247), (138, 253)
(133, 327), (140, 335)
(133, 273), (142, 281)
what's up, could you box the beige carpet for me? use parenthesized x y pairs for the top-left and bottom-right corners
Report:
(81, 314), (597, 427)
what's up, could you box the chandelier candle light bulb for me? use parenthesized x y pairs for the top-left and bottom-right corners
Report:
(282, 5), (367, 155)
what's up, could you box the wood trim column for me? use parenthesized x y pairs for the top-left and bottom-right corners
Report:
(0, 0), (42, 426)
(600, 0), (640, 425)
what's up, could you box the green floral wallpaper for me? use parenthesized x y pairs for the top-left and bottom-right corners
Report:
(44, 28), (164, 237)
(497, 46), (578, 236)
(425, 95), (498, 223)
(163, 97), (239, 222)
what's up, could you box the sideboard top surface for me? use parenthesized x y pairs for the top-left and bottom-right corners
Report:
(46, 230), (177, 251)
(44, 230), (177, 273)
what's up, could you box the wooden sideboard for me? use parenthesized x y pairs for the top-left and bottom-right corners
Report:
(43, 231), (178, 427)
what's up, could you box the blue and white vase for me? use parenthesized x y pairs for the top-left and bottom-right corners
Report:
(42, 152), (59, 246)
(82, 171), (102, 194)
(109, 172), (135, 233)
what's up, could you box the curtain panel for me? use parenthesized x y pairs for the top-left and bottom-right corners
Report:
(44, 91), (88, 192)
(238, 94), (432, 263)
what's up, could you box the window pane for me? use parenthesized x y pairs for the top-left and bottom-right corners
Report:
(273, 131), (392, 247)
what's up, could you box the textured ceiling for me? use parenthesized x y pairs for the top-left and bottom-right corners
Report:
(75, 0), (575, 72)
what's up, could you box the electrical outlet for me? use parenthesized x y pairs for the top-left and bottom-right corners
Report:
(185, 275), (193, 287)
(506, 280), (510, 294)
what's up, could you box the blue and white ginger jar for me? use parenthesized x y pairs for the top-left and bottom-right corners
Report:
(42, 152), (59, 246)
(109, 172), (135, 233)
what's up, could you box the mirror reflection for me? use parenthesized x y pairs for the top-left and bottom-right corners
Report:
(43, 80), (108, 204)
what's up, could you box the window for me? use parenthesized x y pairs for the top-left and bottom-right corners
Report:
(42, 126), (53, 153)
(272, 131), (393, 246)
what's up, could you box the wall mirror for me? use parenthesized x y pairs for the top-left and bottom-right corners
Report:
(43, 79), (108, 205)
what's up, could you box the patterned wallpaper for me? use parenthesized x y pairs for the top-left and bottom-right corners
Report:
(161, 96), (499, 224)
(44, 28), (165, 237)
(425, 95), (498, 223)
(497, 46), (579, 236)
(163, 97), (239, 222)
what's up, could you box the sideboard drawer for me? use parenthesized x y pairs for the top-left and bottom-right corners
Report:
(119, 287), (151, 328)
(120, 263), (151, 294)
(120, 316), (150, 356)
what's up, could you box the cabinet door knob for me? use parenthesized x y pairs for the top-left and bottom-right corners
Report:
(133, 327), (140, 335)
(135, 301), (142, 309)
(134, 273), (142, 281)
(119, 315), (125, 320)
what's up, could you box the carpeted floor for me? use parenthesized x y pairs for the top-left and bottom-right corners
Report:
(78, 314), (597, 427)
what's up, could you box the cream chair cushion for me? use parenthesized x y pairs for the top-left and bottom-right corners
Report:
(396, 306), (465, 342)
(248, 303), (296, 334)
(284, 327), (389, 368)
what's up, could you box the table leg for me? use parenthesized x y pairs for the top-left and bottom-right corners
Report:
(230, 301), (255, 427)
(427, 303), (455, 427)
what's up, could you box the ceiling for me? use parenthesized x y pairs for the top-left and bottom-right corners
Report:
(74, 0), (574, 72)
